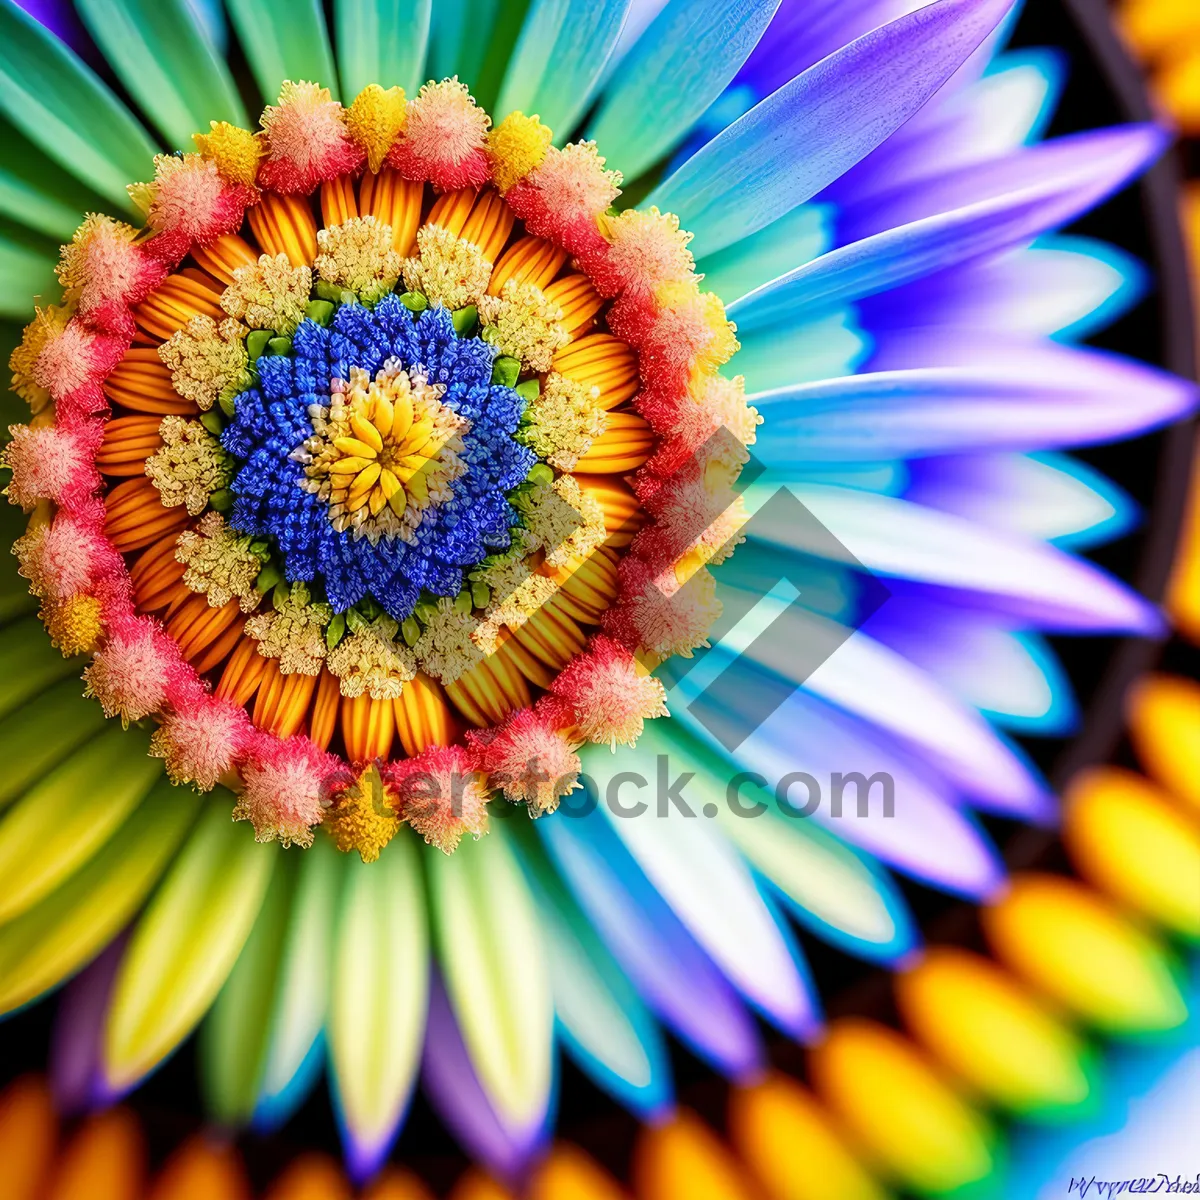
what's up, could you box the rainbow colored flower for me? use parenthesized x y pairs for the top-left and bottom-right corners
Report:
(0, 0), (1196, 1184)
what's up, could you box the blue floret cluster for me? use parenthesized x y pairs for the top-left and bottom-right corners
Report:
(221, 297), (535, 621)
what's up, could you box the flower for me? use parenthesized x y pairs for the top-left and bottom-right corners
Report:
(0, 0), (1196, 1185)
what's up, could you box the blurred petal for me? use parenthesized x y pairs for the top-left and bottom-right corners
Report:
(224, 0), (339, 104)
(0, 2), (157, 209)
(538, 801), (762, 1075)
(334, 0), (432, 99)
(497, 0), (631, 139)
(428, 825), (554, 1136)
(102, 798), (275, 1095)
(329, 833), (428, 1181)
(730, 126), (1163, 326)
(74, 0), (248, 149)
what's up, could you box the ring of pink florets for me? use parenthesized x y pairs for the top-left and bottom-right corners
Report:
(4, 80), (749, 855)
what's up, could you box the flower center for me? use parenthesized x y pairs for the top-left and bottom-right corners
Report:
(299, 361), (468, 541)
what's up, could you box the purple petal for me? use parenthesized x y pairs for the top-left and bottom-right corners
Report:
(730, 125), (1164, 327)
(49, 936), (127, 1114)
(538, 807), (763, 1077)
(646, 0), (1017, 255)
(751, 334), (1197, 459)
(421, 972), (550, 1186)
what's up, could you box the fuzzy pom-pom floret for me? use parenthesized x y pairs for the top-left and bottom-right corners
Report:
(387, 744), (490, 853)
(258, 81), (363, 194)
(388, 78), (491, 192)
(468, 707), (580, 815)
(234, 734), (334, 847)
(151, 698), (252, 791)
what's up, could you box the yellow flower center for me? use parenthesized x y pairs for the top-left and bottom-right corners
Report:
(300, 363), (468, 541)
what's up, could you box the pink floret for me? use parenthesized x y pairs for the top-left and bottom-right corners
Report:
(3, 422), (101, 510)
(236, 733), (334, 847)
(387, 78), (491, 193)
(258, 82), (363, 194)
(152, 698), (252, 791)
(385, 744), (490, 853)
(83, 613), (175, 724)
(467, 707), (581, 815)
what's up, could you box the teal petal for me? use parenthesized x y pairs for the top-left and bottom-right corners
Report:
(428, 822), (553, 1131)
(0, 0), (159, 210)
(335, 0), (431, 99)
(0, 233), (57, 319)
(496, 0), (631, 139)
(75, 0), (249, 151)
(588, 0), (781, 181)
(329, 832), (428, 1175)
(224, 0), (340, 104)
(0, 115), (112, 241)
(510, 823), (672, 1118)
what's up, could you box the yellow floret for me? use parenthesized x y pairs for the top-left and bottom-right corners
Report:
(487, 111), (553, 193)
(478, 279), (569, 373)
(9, 305), (71, 413)
(221, 253), (312, 334)
(346, 84), (407, 173)
(326, 764), (402, 863)
(400, 224), (493, 310)
(194, 120), (263, 187)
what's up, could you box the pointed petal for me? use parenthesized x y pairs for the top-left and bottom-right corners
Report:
(253, 837), (341, 1130)
(0, 781), (199, 1015)
(580, 731), (820, 1038)
(0, 236), (56, 319)
(903, 451), (1137, 549)
(0, 676), (107, 813)
(0, 725), (162, 924)
(746, 483), (1162, 633)
(427, 824), (554, 1134)
(102, 797), (276, 1094)
(334, 0), (432, 99)
(645, 0), (1016, 256)
(0, 1), (158, 210)
(224, 0), (339, 103)
(588, 0), (781, 180)
(538, 800), (762, 1075)
(497, 0), (632, 140)
(427, 0), (531, 109)
(74, 0), (248, 150)
(513, 826), (673, 1118)
(674, 690), (1006, 898)
(422, 971), (550, 1182)
(0, 616), (85, 723)
(750, 337), (1198, 460)
(200, 854), (297, 1125)
(329, 833), (428, 1181)
(730, 126), (1164, 327)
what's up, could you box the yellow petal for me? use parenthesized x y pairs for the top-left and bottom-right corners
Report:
(0, 779), (200, 1015)
(368, 489), (389, 517)
(349, 463), (382, 497)
(387, 483), (408, 517)
(350, 413), (384, 454)
(0, 725), (161, 924)
(333, 436), (378, 460)
(372, 395), (394, 440)
(401, 416), (435, 453)
(378, 469), (402, 502)
(405, 471), (429, 504)
(391, 390), (414, 441)
(103, 799), (275, 1092)
(330, 456), (375, 476)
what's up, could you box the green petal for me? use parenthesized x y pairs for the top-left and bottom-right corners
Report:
(427, 822), (553, 1128)
(428, 0), (531, 112)
(255, 836), (341, 1125)
(0, 723), (160, 923)
(0, 0), (159, 210)
(200, 849), (297, 1124)
(0, 676), (108, 813)
(0, 777), (201, 1014)
(0, 114), (111, 242)
(334, 0), (431, 100)
(224, 0), (341, 105)
(75, 0), (249, 151)
(495, 0), (629, 138)
(0, 617), (81, 721)
(328, 831), (427, 1161)
(103, 794), (275, 1092)
(0, 233), (57, 319)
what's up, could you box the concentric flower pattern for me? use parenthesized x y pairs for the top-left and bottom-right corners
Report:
(0, 0), (1196, 1184)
